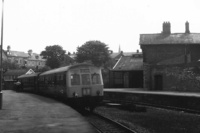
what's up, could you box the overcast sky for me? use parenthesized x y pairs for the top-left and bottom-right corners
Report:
(1, 0), (200, 54)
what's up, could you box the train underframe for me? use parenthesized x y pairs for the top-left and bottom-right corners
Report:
(69, 96), (103, 111)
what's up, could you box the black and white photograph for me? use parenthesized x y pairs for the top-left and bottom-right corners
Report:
(0, 0), (200, 133)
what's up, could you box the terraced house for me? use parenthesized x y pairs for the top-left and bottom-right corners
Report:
(6, 47), (46, 69)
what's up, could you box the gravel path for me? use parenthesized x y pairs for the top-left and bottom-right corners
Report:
(95, 105), (200, 133)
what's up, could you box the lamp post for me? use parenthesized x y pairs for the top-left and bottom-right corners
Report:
(0, 0), (4, 109)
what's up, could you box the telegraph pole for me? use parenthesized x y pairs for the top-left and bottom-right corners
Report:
(0, 0), (4, 109)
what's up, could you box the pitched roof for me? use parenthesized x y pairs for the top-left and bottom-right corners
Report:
(113, 56), (143, 71)
(69, 54), (76, 59)
(140, 33), (200, 45)
(8, 51), (28, 57)
(110, 52), (121, 58)
(18, 73), (40, 79)
(4, 69), (28, 76)
(7, 51), (45, 61)
(123, 52), (142, 56)
(28, 53), (45, 61)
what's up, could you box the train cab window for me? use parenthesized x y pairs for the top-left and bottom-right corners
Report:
(91, 73), (101, 84)
(71, 74), (80, 85)
(81, 74), (91, 85)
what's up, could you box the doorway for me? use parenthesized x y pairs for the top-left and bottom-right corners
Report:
(154, 75), (163, 90)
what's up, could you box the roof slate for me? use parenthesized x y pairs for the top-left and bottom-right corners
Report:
(4, 69), (28, 76)
(110, 53), (121, 59)
(7, 51), (45, 61)
(140, 33), (200, 45)
(113, 56), (143, 71)
(9, 51), (28, 57)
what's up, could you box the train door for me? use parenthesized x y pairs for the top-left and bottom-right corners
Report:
(154, 75), (163, 90)
(63, 73), (67, 96)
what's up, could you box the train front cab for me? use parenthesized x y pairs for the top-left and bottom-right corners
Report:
(67, 65), (103, 110)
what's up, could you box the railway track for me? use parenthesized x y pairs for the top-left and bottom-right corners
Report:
(133, 102), (200, 114)
(104, 100), (200, 114)
(84, 111), (138, 133)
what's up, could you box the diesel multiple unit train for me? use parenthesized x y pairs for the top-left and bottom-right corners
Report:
(17, 63), (104, 110)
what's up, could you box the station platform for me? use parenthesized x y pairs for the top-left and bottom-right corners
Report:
(104, 88), (200, 112)
(0, 90), (97, 133)
(104, 88), (200, 97)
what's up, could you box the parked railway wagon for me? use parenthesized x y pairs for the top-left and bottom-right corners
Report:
(17, 63), (104, 110)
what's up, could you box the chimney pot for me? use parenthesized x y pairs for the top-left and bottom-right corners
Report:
(162, 21), (171, 34)
(185, 21), (190, 34)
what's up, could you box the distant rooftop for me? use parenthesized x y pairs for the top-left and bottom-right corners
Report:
(7, 51), (45, 61)
(8, 51), (27, 57)
(4, 69), (28, 76)
(140, 33), (200, 45)
(113, 55), (143, 71)
(110, 50), (142, 59)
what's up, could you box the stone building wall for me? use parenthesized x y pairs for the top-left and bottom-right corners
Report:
(149, 65), (200, 92)
(143, 63), (151, 90)
(142, 45), (185, 64)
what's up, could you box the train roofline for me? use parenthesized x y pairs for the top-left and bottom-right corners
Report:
(17, 73), (40, 79)
(40, 63), (97, 76)
(17, 63), (99, 79)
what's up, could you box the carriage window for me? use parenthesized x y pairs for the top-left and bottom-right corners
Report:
(60, 75), (63, 80)
(57, 74), (61, 81)
(71, 74), (80, 85)
(92, 73), (101, 84)
(81, 74), (91, 85)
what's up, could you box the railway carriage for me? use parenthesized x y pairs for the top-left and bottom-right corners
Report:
(17, 63), (104, 110)
(17, 73), (40, 92)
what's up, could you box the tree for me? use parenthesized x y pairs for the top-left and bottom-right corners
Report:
(67, 52), (71, 55)
(76, 40), (111, 67)
(40, 45), (66, 69)
(165, 66), (200, 91)
(35, 65), (51, 73)
(2, 60), (19, 72)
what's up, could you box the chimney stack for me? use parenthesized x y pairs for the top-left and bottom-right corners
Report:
(162, 22), (171, 34)
(185, 21), (190, 34)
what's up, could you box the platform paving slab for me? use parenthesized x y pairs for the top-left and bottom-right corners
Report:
(0, 90), (97, 133)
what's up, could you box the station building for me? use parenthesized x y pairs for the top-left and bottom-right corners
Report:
(140, 22), (200, 92)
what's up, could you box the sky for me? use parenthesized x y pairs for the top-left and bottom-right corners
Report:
(1, 0), (200, 54)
